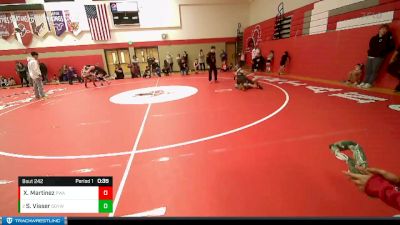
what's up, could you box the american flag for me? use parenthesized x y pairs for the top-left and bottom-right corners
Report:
(84, 4), (111, 41)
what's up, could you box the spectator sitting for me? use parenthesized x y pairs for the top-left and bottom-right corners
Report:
(52, 75), (60, 84)
(143, 66), (151, 78)
(387, 46), (400, 92)
(221, 62), (229, 72)
(115, 64), (125, 80)
(344, 63), (363, 86)
(147, 56), (155, 74)
(67, 66), (78, 85)
(266, 50), (274, 73)
(180, 58), (189, 75)
(0, 76), (8, 87)
(59, 65), (68, 82)
(278, 51), (291, 75)
(162, 59), (171, 76)
(153, 61), (161, 77)
(8, 77), (16, 86)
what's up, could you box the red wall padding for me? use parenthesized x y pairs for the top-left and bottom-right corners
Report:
(244, 0), (400, 89)
(1, 55), (104, 84)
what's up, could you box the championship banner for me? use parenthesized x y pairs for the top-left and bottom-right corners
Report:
(64, 10), (81, 36)
(50, 11), (66, 36)
(45, 11), (55, 34)
(13, 12), (33, 46)
(0, 13), (14, 40)
(28, 12), (50, 38)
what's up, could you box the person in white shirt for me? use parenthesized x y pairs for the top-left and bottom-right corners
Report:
(27, 52), (45, 99)
(198, 49), (206, 71)
(251, 47), (257, 61)
(8, 77), (16, 86)
(166, 53), (173, 72)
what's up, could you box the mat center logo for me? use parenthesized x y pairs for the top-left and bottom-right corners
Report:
(110, 85), (198, 105)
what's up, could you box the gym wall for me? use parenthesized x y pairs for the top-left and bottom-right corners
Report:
(248, 0), (319, 26)
(158, 42), (228, 72)
(0, 0), (246, 83)
(0, 1), (248, 50)
(0, 50), (105, 83)
(244, 0), (400, 89)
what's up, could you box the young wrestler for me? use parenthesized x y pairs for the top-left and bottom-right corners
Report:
(81, 65), (97, 88)
(93, 65), (111, 86)
(278, 51), (290, 75)
(344, 63), (363, 86)
(234, 68), (263, 91)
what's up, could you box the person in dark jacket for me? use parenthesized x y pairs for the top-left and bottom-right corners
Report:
(358, 24), (395, 89)
(15, 61), (29, 87)
(206, 46), (218, 82)
(39, 62), (48, 83)
(128, 56), (141, 78)
(252, 52), (266, 72)
(278, 51), (291, 75)
(387, 46), (400, 92)
(115, 64), (125, 80)
(162, 59), (171, 76)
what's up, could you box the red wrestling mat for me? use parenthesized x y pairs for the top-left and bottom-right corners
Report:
(0, 72), (399, 217)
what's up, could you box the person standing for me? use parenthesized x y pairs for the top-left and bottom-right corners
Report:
(166, 53), (173, 72)
(15, 61), (29, 87)
(278, 51), (291, 75)
(358, 24), (395, 89)
(128, 56), (140, 78)
(199, 49), (206, 71)
(115, 64), (125, 79)
(39, 62), (48, 83)
(183, 51), (188, 65)
(252, 52), (265, 72)
(387, 46), (400, 92)
(27, 52), (45, 100)
(206, 46), (218, 82)
(220, 50), (228, 66)
(193, 59), (200, 74)
(239, 52), (245, 68)
(176, 54), (182, 73)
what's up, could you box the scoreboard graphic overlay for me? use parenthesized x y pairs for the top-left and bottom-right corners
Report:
(18, 177), (113, 214)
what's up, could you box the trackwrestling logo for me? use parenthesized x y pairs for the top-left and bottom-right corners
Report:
(1, 217), (64, 225)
